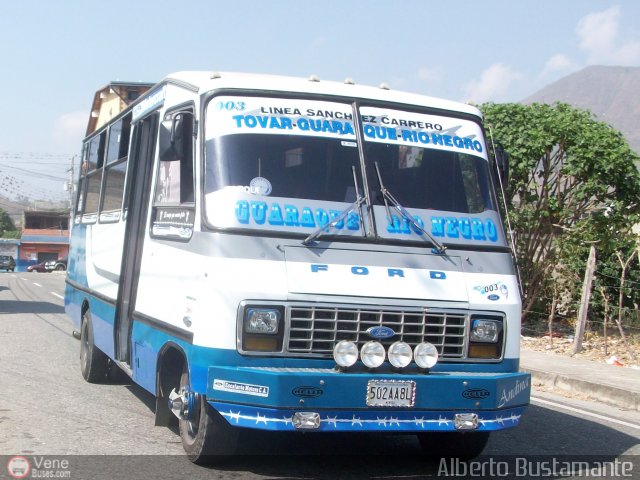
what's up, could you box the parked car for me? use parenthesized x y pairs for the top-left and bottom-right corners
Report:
(45, 256), (68, 272)
(27, 261), (49, 273)
(0, 255), (16, 272)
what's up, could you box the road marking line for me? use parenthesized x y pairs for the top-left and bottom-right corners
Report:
(51, 292), (63, 300)
(33, 282), (42, 287)
(532, 396), (640, 430)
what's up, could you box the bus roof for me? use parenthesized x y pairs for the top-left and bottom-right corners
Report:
(161, 71), (483, 119)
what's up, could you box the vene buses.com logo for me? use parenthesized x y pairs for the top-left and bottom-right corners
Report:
(7, 456), (30, 479)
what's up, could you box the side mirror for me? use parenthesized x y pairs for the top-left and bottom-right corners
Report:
(159, 113), (190, 162)
(493, 144), (509, 188)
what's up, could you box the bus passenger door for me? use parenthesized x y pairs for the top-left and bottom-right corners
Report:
(115, 113), (159, 365)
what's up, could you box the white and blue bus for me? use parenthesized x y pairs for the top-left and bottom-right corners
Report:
(65, 71), (530, 462)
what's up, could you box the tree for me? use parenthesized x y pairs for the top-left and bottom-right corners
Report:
(0, 209), (17, 237)
(480, 102), (640, 320)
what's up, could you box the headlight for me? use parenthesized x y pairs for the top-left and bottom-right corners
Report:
(333, 340), (358, 368)
(241, 306), (284, 352)
(244, 308), (280, 335)
(470, 319), (502, 343)
(388, 341), (413, 368)
(414, 342), (439, 369)
(360, 341), (385, 368)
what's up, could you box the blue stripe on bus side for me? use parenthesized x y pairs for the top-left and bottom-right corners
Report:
(131, 321), (244, 394)
(65, 283), (117, 359)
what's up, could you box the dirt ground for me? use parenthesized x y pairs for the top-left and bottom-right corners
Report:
(521, 331), (640, 369)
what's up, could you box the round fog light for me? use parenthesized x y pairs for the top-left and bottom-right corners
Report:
(388, 341), (413, 368)
(414, 342), (439, 369)
(361, 341), (385, 368)
(333, 340), (358, 368)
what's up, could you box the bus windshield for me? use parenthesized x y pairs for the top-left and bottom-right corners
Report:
(204, 96), (499, 244)
(206, 133), (362, 204)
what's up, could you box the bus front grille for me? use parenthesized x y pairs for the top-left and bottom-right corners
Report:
(287, 306), (468, 359)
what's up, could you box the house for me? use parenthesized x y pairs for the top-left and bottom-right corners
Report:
(87, 81), (153, 135)
(17, 210), (69, 271)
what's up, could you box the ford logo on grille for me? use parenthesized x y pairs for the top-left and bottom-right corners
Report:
(366, 326), (396, 339)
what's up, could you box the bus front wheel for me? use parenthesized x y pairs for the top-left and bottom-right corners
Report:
(179, 364), (239, 464)
(79, 309), (110, 383)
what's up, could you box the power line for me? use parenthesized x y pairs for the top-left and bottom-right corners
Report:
(0, 151), (75, 158)
(0, 160), (70, 165)
(0, 151), (71, 203)
(595, 270), (640, 287)
(0, 164), (67, 181)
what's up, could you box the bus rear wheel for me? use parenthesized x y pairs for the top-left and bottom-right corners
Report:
(178, 364), (240, 464)
(417, 431), (490, 460)
(79, 309), (110, 383)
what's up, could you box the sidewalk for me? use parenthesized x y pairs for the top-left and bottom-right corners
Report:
(520, 348), (640, 411)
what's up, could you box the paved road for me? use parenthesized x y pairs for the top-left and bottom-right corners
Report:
(0, 272), (639, 479)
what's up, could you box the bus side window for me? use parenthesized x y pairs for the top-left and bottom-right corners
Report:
(100, 114), (132, 222)
(74, 145), (88, 222)
(155, 110), (194, 205)
(151, 108), (196, 241)
(80, 130), (107, 222)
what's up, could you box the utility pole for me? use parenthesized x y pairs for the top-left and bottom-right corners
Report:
(572, 245), (596, 355)
(66, 155), (76, 209)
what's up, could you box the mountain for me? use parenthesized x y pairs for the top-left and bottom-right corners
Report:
(523, 65), (640, 154)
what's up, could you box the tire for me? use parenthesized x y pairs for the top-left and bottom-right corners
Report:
(80, 309), (110, 383)
(55, 264), (65, 271)
(179, 364), (240, 464)
(417, 431), (490, 460)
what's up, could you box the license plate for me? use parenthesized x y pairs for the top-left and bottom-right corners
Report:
(366, 380), (415, 407)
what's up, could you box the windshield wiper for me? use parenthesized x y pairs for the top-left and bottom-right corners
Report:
(374, 161), (447, 253)
(303, 166), (366, 245)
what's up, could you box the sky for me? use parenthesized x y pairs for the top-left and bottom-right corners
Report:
(1, 0), (640, 203)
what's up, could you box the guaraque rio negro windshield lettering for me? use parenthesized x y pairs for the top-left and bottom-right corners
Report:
(235, 201), (499, 242)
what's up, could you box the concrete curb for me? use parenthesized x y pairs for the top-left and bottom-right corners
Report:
(522, 367), (640, 411)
